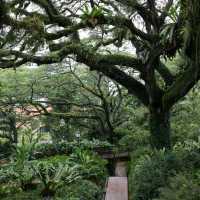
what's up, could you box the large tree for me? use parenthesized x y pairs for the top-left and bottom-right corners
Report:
(0, 0), (199, 149)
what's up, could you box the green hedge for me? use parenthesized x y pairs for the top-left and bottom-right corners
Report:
(33, 139), (112, 158)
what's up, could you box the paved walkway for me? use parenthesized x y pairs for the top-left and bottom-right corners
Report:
(115, 161), (127, 177)
(105, 177), (128, 200)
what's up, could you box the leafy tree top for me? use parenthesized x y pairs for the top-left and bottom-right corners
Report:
(0, 0), (199, 113)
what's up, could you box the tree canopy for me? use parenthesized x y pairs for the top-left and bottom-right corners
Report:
(0, 0), (200, 148)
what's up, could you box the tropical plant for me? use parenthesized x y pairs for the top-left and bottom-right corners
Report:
(0, 134), (40, 190)
(69, 148), (107, 182)
(31, 160), (81, 197)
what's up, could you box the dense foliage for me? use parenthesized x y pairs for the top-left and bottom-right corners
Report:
(0, 0), (200, 199)
(0, 145), (107, 199)
(128, 94), (200, 199)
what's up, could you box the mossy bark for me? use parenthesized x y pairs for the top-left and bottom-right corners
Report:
(149, 107), (171, 149)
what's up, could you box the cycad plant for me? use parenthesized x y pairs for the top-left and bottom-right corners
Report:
(69, 148), (107, 182)
(31, 161), (81, 197)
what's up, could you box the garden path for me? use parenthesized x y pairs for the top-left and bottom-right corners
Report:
(105, 161), (128, 200)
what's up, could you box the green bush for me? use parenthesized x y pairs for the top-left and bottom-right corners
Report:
(31, 159), (81, 197)
(0, 183), (21, 198)
(69, 148), (108, 184)
(0, 148), (107, 198)
(1, 190), (41, 200)
(171, 97), (200, 144)
(155, 173), (200, 200)
(56, 180), (102, 200)
(33, 142), (73, 158)
(129, 151), (180, 200)
(33, 139), (112, 158)
(129, 139), (200, 200)
(1, 180), (102, 200)
(119, 129), (149, 152)
(171, 138), (200, 178)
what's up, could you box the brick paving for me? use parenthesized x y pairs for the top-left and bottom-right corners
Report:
(105, 177), (128, 200)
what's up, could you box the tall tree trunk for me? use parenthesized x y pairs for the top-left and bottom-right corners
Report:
(149, 107), (171, 149)
(9, 115), (18, 144)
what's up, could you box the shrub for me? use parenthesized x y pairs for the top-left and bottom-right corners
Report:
(69, 148), (108, 184)
(128, 139), (200, 200)
(33, 139), (112, 158)
(31, 160), (81, 197)
(0, 183), (21, 198)
(129, 150), (180, 200)
(33, 142), (73, 158)
(0, 147), (108, 198)
(0, 189), (41, 200)
(119, 129), (149, 152)
(155, 173), (200, 200)
(56, 180), (102, 200)
(173, 138), (200, 170)
(0, 143), (36, 189)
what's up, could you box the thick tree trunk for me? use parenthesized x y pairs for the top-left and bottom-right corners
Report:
(149, 107), (171, 149)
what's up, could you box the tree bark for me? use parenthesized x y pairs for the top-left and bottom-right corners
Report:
(149, 107), (171, 149)
(9, 114), (18, 144)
